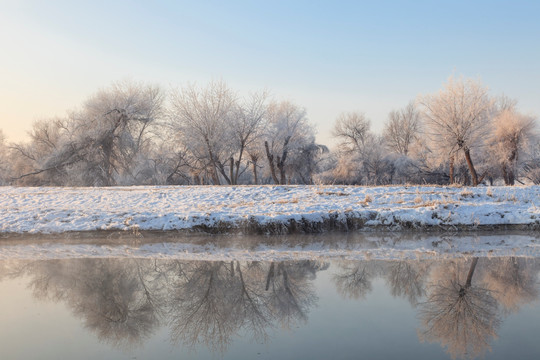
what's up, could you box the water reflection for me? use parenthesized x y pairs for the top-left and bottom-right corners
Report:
(1, 256), (540, 359)
(10, 259), (162, 348)
(418, 258), (500, 359)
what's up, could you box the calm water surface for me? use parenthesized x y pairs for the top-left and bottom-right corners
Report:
(1, 235), (540, 359)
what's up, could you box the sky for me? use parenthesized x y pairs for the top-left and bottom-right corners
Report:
(1, 0), (539, 146)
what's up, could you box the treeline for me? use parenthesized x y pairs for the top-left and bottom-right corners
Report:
(0, 76), (539, 187)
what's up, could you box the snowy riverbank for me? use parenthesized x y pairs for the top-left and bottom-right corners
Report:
(1, 185), (539, 235)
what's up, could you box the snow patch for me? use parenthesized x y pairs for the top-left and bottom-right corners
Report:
(0, 185), (539, 234)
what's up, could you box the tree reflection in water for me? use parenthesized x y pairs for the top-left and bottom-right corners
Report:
(483, 257), (539, 314)
(2, 256), (540, 359)
(384, 260), (431, 306)
(333, 260), (376, 300)
(25, 259), (161, 348)
(418, 258), (499, 359)
(168, 260), (325, 352)
(5, 259), (323, 353)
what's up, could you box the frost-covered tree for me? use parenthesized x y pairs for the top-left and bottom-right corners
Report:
(383, 102), (421, 156)
(382, 103), (443, 184)
(0, 129), (11, 184)
(489, 107), (536, 185)
(362, 135), (396, 185)
(13, 81), (163, 186)
(288, 142), (329, 184)
(263, 101), (315, 184)
(11, 118), (70, 185)
(129, 134), (193, 185)
(331, 113), (396, 185)
(169, 81), (238, 185)
(419, 77), (493, 186)
(523, 141), (540, 184)
(332, 112), (371, 153)
(75, 81), (163, 185)
(228, 91), (268, 184)
(331, 112), (372, 184)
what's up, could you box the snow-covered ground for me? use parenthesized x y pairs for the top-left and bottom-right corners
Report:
(1, 185), (539, 234)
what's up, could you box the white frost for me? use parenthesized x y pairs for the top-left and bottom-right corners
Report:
(0, 185), (539, 233)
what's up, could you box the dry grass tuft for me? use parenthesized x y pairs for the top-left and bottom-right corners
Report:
(272, 197), (299, 205)
(459, 189), (474, 199)
(360, 194), (373, 206)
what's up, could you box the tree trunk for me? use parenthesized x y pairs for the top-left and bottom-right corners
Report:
(229, 157), (234, 185)
(506, 149), (517, 186)
(277, 155), (287, 185)
(449, 154), (455, 184)
(101, 136), (115, 186)
(203, 136), (221, 185)
(277, 136), (291, 185)
(251, 159), (258, 185)
(265, 262), (275, 291)
(465, 257), (479, 288)
(502, 164), (510, 185)
(233, 143), (245, 185)
(265, 141), (280, 185)
(508, 168), (515, 185)
(463, 147), (479, 186)
(210, 161), (220, 185)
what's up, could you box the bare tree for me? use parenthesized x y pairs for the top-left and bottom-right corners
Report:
(332, 112), (371, 153)
(384, 102), (421, 156)
(264, 101), (314, 184)
(331, 112), (374, 184)
(332, 114), (396, 185)
(228, 91), (268, 184)
(247, 147), (263, 184)
(419, 77), (493, 186)
(169, 81), (237, 185)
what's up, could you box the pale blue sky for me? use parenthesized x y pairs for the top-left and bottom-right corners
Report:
(1, 0), (539, 145)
